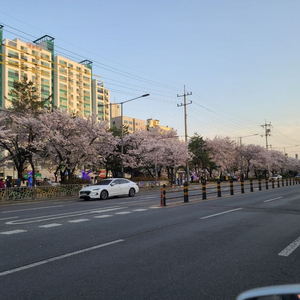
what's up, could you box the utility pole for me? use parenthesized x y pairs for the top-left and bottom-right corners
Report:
(177, 85), (192, 183)
(261, 120), (272, 151)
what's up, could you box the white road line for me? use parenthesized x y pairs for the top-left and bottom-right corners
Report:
(68, 219), (89, 223)
(6, 206), (125, 225)
(149, 206), (161, 209)
(39, 224), (62, 228)
(279, 236), (300, 257)
(133, 209), (148, 212)
(0, 216), (19, 221)
(0, 239), (124, 277)
(0, 229), (27, 235)
(94, 215), (113, 218)
(115, 212), (132, 215)
(264, 197), (283, 203)
(200, 208), (243, 220)
(2, 205), (64, 214)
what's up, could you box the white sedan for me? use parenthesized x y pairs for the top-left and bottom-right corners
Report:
(79, 178), (139, 200)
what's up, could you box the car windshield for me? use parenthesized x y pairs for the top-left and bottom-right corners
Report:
(94, 180), (113, 185)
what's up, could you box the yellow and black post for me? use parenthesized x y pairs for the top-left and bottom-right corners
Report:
(217, 180), (221, 197)
(265, 179), (269, 190)
(272, 179), (275, 189)
(161, 184), (166, 207)
(286, 178), (289, 186)
(241, 178), (245, 194)
(277, 178), (280, 188)
(289, 177), (292, 186)
(282, 178), (284, 187)
(202, 179), (207, 200)
(258, 179), (262, 191)
(250, 179), (254, 192)
(184, 182), (189, 203)
(230, 179), (234, 195)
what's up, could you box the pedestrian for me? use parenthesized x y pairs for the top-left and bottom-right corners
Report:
(15, 177), (21, 188)
(0, 178), (5, 189)
(5, 178), (11, 188)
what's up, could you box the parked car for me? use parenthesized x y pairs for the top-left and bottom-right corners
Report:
(294, 173), (300, 179)
(79, 178), (139, 200)
(269, 174), (282, 180)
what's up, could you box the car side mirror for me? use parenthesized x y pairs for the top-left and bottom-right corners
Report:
(237, 284), (300, 300)
(110, 183), (115, 186)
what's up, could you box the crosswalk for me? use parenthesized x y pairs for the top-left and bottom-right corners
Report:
(0, 206), (161, 235)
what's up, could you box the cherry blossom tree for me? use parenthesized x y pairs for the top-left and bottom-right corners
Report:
(33, 109), (114, 183)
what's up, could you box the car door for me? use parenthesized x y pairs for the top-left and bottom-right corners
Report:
(118, 179), (130, 195)
(109, 179), (121, 196)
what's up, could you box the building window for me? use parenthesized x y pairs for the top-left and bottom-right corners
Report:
(41, 53), (50, 60)
(124, 120), (128, 124)
(8, 50), (19, 59)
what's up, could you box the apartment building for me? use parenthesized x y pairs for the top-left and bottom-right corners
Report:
(111, 116), (146, 134)
(0, 27), (110, 121)
(147, 118), (173, 132)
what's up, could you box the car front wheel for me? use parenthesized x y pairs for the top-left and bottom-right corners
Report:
(100, 190), (108, 200)
(128, 188), (135, 197)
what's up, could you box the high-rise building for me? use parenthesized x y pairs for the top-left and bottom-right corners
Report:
(0, 27), (110, 121)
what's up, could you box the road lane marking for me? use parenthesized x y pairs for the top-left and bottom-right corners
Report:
(115, 212), (132, 215)
(68, 219), (90, 223)
(264, 197), (282, 203)
(0, 216), (19, 221)
(200, 208), (243, 220)
(94, 215), (113, 218)
(149, 206), (161, 209)
(0, 239), (124, 277)
(2, 205), (64, 214)
(0, 229), (27, 235)
(133, 209), (148, 212)
(39, 224), (62, 228)
(279, 236), (300, 257)
(6, 206), (125, 225)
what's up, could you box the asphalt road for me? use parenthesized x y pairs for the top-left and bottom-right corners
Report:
(1, 184), (300, 300)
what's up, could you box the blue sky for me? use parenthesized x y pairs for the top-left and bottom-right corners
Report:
(1, 0), (300, 156)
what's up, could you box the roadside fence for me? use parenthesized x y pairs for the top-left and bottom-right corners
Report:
(0, 184), (82, 203)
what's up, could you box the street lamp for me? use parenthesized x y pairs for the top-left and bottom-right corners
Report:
(116, 94), (150, 177)
(238, 134), (259, 179)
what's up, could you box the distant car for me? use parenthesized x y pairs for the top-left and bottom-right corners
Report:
(231, 175), (238, 181)
(79, 178), (139, 200)
(269, 174), (282, 180)
(294, 173), (300, 179)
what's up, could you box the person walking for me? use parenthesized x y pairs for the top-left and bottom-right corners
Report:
(0, 179), (5, 189)
(15, 177), (21, 188)
(5, 178), (11, 188)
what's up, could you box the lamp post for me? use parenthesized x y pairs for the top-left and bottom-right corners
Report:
(239, 134), (259, 179)
(116, 94), (150, 177)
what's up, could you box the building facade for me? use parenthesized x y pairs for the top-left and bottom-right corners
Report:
(111, 116), (146, 134)
(147, 118), (173, 132)
(0, 28), (110, 121)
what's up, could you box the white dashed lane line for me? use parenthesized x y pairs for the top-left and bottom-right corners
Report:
(115, 212), (132, 215)
(39, 224), (63, 228)
(0, 229), (27, 235)
(94, 215), (113, 218)
(132, 209), (148, 212)
(68, 219), (90, 223)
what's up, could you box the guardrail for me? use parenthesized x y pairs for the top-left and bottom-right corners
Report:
(0, 184), (83, 203)
(160, 177), (299, 206)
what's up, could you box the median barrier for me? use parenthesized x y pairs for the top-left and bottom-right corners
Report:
(158, 177), (299, 206)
